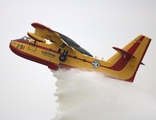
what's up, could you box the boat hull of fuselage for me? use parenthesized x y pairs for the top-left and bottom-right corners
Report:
(9, 39), (137, 82)
(9, 40), (61, 70)
(9, 40), (126, 80)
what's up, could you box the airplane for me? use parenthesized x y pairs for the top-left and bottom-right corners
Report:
(9, 22), (151, 82)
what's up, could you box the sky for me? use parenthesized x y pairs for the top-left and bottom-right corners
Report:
(1, 0), (156, 120)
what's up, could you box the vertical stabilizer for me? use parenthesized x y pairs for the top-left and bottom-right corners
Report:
(106, 35), (151, 82)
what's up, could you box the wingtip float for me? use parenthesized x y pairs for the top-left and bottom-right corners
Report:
(9, 22), (151, 82)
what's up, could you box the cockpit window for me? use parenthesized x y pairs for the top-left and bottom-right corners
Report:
(21, 36), (30, 42)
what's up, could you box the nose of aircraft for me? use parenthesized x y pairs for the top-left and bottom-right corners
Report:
(10, 40), (14, 45)
(9, 40), (17, 51)
(10, 40), (13, 45)
(10, 40), (15, 45)
(9, 39), (24, 59)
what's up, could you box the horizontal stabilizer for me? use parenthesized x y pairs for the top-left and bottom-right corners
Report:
(113, 47), (135, 59)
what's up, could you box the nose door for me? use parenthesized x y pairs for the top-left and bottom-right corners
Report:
(28, 42), (37, 51)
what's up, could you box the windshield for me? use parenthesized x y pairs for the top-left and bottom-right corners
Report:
(20, 36), (30, 42)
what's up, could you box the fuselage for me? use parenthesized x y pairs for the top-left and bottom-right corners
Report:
(9, 22), (151, 82)
(9, 37), (116, 76)
(9, 34), (151, 82)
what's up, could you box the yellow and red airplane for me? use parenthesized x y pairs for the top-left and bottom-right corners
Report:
(9, 22), (151, 82)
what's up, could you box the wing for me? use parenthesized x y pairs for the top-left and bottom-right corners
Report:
(55, 32), (93, 57)
(27, 32), (46, 43)
(28, 22), (93, 57)
(29, 22), (68, 46)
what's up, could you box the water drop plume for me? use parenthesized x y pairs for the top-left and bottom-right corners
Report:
(51, 68), (156, 120)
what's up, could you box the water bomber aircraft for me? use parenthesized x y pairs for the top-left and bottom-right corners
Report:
(9, 22), (151, 82)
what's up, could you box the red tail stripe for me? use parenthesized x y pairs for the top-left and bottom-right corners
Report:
(126, 38), (151, 82)
(105, 36), (145, 71)
(128, 36), (145, 54)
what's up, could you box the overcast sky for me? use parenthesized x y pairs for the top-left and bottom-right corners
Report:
(1, 0), (156, 120)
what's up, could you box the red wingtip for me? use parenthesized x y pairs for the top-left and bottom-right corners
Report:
(31, 22), (53, 32)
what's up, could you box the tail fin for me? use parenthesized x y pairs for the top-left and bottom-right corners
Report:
(106, 35), (151, 82)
